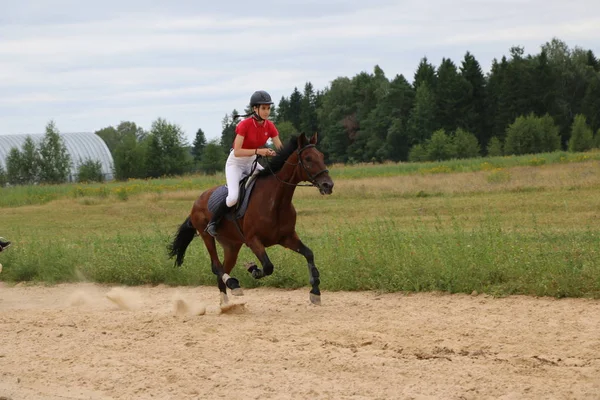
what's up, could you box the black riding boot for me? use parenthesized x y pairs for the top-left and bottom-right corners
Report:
(0, 237), (11, 252)
(205, 200), (230, 237)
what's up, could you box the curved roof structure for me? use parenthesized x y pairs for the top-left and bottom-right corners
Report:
(0, 132), (114, 181)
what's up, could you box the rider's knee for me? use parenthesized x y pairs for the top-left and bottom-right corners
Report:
(226, 197), (238, 208)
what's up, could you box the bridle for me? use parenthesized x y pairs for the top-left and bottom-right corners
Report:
(264, 144), (329, 188)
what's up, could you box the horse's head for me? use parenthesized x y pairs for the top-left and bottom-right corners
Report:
(295, 133), (334, 195)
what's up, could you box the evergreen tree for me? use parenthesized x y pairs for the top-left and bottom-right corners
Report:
(347, 66), (391, 162)
(300, 82), (319, 135)
(581, 72), (600, 133)
(435, 57), (470, 134)
(532, 49), (556, 117)
(276, 96), (290, 124)
(407, 82), (438, 145)
(413, 57), (436, 89)
(192, 128), (207, 162)
(586, 50), (599, 72)
(385, 119), (409, 162)
(220, 111), (239, 153)
(568, 114), (594, 152)
(288, 88), (303, 130)
(460, 52), (487, 148)
(38, 121), (72, 184)
(382, 74), (415, 161)
(485, 57), (506, 140)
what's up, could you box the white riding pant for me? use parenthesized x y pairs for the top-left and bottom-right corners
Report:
(225, 150), (264, 207)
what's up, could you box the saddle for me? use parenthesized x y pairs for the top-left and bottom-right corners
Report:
(207, 173), (259, 220)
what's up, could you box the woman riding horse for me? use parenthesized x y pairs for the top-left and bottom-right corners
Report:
(168, 132), (334, 305)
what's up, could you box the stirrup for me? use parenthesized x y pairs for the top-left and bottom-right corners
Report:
(205, 223), (218, 237)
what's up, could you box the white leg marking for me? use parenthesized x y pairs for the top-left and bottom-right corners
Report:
(221, 273), (231, 284)
(220, 292), (229, 305)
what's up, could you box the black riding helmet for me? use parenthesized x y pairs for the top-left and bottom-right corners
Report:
(233, 91), (275, 121)
(250, 90), (274, 107)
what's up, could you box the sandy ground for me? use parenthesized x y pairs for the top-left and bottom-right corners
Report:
(0, 283), (599, 400)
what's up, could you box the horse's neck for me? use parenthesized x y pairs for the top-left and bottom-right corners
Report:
(271, 161), (300, 205)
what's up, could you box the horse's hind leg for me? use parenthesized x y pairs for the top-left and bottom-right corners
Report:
(245, 237), (274, 279)
(199, 233), (241, 305)
(280, 232), (321, 305)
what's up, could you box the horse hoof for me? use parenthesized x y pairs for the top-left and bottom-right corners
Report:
(226, 277), (241, 290)
(247, 263), (264, 279)
(310, 293), (321, 305)
(251, 269), (264, 279)
(231, 287), (244, 296)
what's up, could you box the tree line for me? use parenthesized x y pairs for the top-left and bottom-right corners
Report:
(2, 37), (599, 186)
(98, 36), (600, 179)
(267, 37), (600, 163)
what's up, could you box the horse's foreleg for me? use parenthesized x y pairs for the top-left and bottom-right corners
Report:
(223, 242), (243, 296)
(245, 237), (274, 279)
(200, 232), (239, 305)
(280, 233), (321, 305)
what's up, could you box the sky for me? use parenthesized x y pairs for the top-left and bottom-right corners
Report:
(1, 0), (599, 144)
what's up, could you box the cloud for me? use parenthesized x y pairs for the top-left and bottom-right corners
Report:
(1, 0), (599, 142)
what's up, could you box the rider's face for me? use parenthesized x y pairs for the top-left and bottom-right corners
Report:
(254, 104), (271, 120)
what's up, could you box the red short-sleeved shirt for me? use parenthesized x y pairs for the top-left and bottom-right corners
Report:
(234, 118), (279, 149)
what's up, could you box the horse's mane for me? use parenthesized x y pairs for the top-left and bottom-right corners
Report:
(257, 135), (299, 178)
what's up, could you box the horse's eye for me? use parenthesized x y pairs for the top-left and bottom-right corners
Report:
(305, 156), (312, 162)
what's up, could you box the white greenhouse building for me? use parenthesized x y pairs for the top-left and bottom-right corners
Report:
(0, 132), (114, 182)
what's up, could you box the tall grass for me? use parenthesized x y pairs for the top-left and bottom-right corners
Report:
(1, 154), (599, 298)
(1, 214), (598, 298)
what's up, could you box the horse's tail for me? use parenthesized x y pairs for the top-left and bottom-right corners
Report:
(167, 216), (196, 267)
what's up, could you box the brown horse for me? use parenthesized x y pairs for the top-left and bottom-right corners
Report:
(168, 133), (334, 305)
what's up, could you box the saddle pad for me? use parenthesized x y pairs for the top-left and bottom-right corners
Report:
(207, 178), (258, 220)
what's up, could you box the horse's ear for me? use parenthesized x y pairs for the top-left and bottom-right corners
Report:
(310, 132), (318, 145)
(297, 133), (308, 147)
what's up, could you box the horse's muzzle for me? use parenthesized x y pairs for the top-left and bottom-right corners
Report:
(317, 179), (334, 195)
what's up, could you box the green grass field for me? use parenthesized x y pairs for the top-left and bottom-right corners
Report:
(1, 151), (599, 298)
